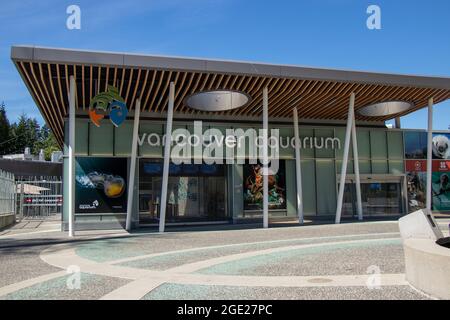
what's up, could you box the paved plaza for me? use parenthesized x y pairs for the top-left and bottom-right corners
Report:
(0, 219), (449, 300)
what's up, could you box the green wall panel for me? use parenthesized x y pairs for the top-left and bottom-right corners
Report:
(139, 123), (163, 157)
(372, 160), (388, 174)
(301, 160), (316, 216)
(299, 128), (314, 159)
(315, 160), (337, 215)
(356, 130), (371, 159)
(359, 160), (372, 174)
(89, 123), (114, 156)
(389, 160), (404, 174)
(387, 131), (404, 159)
(232, 164), (244, 218)
(314, 129), (334, 158)
(285, 160), (297, 217)
(75, 120), (89, 155)
(114, 121), (133, 156)
(278, 127), (294, 158)
(370, 131), (387, 159)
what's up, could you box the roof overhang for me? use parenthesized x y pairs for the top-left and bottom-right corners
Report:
(11, 45), (450, 145)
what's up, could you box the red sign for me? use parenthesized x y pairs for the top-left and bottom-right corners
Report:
(405, 160), (450, 172)
(432, 161), (450, 172)
(405, 160), (427, 172)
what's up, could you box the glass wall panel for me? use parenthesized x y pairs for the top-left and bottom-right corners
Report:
(315, 160), (337, 215)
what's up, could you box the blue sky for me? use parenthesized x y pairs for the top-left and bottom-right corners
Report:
(1, 0), (449, 129)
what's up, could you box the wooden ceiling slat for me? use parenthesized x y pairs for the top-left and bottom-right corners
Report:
(104, 67), (110, 92)
(45, 64), (65, 125)
(97, 66), (101, 96)
(271, 80), (310, 118)
(179, 72), (204, 113)
(148, 70), (165, 112)
(36, 63), (63, 134)
(89, 66), (93, 105)
(55, 65), (66, 116)
(142, 70), (157, 112)
(13, 61), (450, 145)
(156, 71), (177, 112)
(124, 68), (134, 104)
(303, 82), (359, 119)
(250, 78), (284, 116)
(266, 79), (296, 116)
(18, 62), (63, 143)
(129, 69), (142, 110)
(138, 69), (150, 104)
(237, 77), (275, 116)
(34, 64), (63, 141)
(274, 82), (329, 117)
(175, 72), (195, 111)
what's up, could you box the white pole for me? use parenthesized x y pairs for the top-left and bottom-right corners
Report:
(126, 99), (141, 231)
(426, 98), (433, 210)
(262, 87), (269, 229)
(351, 99), (363, 220)
(335, 93), (355, 224)
(68, 76), (76, 237)
(159, 82), (175, 233)
(293, 107), (304, 224)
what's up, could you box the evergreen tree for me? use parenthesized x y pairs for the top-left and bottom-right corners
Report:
(0, 102), (12, 155)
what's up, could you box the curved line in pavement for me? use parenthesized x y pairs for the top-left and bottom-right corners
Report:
(1, 235), (403, 300)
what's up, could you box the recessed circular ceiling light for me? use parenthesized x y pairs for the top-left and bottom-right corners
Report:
(358, 101), (414, 117)
(185, 90), (251, 112)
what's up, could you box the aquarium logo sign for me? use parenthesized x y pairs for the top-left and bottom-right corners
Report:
(88, 85), (128, 127)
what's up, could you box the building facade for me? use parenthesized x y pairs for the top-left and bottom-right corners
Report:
(11, 46), (450, 232)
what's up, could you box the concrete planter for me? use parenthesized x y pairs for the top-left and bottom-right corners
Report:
(0, 213), (16, 230)
(404, 238), (450, 299)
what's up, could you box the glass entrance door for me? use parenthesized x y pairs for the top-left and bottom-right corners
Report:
(138, 160), (228, 224)
(341, 176), (406, 217)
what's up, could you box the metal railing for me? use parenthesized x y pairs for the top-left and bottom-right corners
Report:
(16, 176), (62, 220)
(0, 169), (15, 216)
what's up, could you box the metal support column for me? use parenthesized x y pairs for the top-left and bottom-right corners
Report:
(159, 82), (175, 233)
(335, 93), (355, 224)
(68, 76), (76, 237)
(293, 107), (304, 224)
(126, 99), (141, 231)
(426, 98), (433, 210)
(351, 99), (363, 220)
(262, 87), (269, 229)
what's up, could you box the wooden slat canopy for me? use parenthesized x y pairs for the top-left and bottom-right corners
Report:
(11, 46), (450, 146)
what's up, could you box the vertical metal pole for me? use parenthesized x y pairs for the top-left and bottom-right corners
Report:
(19, 182), (24, 220)
(426, 98), (433, 211)
(395, 117), (401, 129)
(262, 87), (269, 229)
(293, 107), (304, 224)
(126, 99), (141, 231)
(68, 76), (76, 237)
(335, 93), (355, 224)
(159, 82), (175, 233)
(351, 99), (363, 220)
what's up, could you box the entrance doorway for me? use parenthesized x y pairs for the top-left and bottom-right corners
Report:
(340, 175), (407, 218)
(138, 159), (228, 225)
